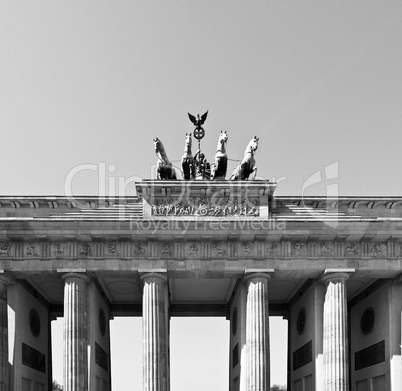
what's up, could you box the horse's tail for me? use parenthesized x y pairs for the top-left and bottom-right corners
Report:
(230, 162), (241, 180)
(171, 167), (177, 180)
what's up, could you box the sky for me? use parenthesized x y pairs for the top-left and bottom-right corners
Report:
(2, 1), (402, 390)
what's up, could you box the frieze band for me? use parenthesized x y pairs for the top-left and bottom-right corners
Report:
(0, 240), (401, 260)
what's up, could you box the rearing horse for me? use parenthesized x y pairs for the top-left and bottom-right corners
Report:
(181, 133), (196, 180)
(230, 136), (259, 180)
(153, 137), (177, 180)
(211, 131), (228, 180)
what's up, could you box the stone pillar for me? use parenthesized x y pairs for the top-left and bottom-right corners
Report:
(48, 315), (56, 391)
(321, 271), (351, 391)
(244, 272), (271, 391)
(62, 273), (89, 391)
(140, 272), (170, 391)
(283, 312), (291, 391)
(0, 276), (10, 391)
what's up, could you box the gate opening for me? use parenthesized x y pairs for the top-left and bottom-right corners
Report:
(171, 317), (229, 391)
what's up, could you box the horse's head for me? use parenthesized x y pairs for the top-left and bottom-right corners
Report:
(245, 136), (259, 155)
(184, 133), (192, 153)
(153, 137), (161, 153)
(185, 133), (192, 144)
(219, 130), (228, 143)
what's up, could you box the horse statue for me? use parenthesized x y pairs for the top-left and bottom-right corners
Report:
(230, 136), (259, 180)
(211, 131), (228, 180)
(153, 137), (177, 180)
(181, 133), (196, 180)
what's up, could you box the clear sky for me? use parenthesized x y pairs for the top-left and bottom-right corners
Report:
(2, 1), (402, 390)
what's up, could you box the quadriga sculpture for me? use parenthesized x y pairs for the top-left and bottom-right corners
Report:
(153, 137), (177, 180)
(230, 136), (259, 180)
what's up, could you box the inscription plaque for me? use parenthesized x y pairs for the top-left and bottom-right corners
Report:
(95, 342), (109, 372)
(355, 340), (385, 371)
(22, 343), (45, 373)
(293, 340), (312, 371)
(151, 196), (259, 217)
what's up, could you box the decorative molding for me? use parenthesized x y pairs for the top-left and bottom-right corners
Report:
(160, 243), (172, 257)
(345, 243), (359, 256)
(26, 245), (39, 257)
(213, 243), (226, 257)
(0, 243), (11, 257)
(294, 242), (306, 257)
(80, 244), (91, 257)
(133, 243), (146, 257)
(106, 243), (118, 256)
(187, 244), (199, 257)
(266, 243), (279, 257)
(53, 243), (65, 257)
(320, 242), (333, 257)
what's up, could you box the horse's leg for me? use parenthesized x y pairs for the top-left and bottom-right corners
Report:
(222, 157), (228, 179)
(182, 159), (190, 180)
(214, 157), (222, 180)
(212, 157), (218, 180)
(241, 159), (253, 180)
(251, 166), (257, 179)
(157, 162), (164, 180)
(190, 158), (196, 179)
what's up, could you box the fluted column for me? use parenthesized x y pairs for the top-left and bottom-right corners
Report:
(0, 276), (10, 391)
(321, 272), (350, 391)
(244, 272), (271, 391)
(62, 273), (89, 391)
(140, 272), (170, 391)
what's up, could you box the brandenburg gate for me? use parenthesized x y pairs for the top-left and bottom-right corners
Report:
(1, 125), (402, 391)
(1, 182), (402, 391)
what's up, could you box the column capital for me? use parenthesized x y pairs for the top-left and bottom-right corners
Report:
(61, 272), (89, 283)
(321, 268), (355, 285)
(139, 270), (167, 283)
(244, 269), (274, 283)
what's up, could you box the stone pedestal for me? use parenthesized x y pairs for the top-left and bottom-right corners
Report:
(244, 272), (271, 391)
(0, 276), (10, 391)
(140, 272), (170, 391)
(321, 272), (350, 391)
(62, 273), (89, 391)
